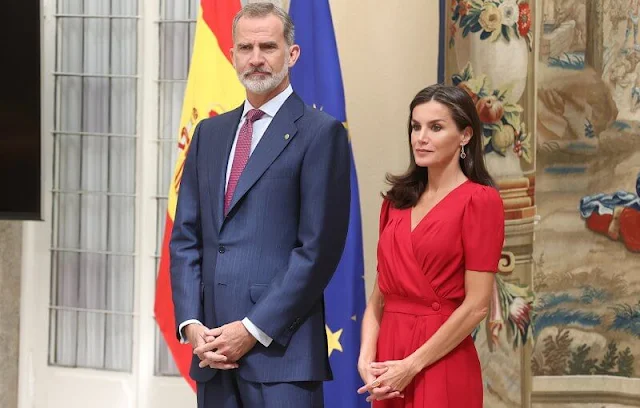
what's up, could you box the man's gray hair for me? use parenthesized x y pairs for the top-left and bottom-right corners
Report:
(232, 2), (295, 46)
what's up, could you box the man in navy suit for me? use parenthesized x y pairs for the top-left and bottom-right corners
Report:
(169, 3), (350, 407)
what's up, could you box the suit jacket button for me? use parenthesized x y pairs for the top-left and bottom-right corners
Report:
(218, 245), (226, 254)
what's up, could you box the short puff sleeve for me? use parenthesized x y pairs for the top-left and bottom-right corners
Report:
(462, 186), (505, 272)
(379, 198), (392, 237)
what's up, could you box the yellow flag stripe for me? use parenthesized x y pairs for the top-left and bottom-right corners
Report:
(167, 6), (245, 220)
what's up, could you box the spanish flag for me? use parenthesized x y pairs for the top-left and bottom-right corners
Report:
(153, 0), (244, 390)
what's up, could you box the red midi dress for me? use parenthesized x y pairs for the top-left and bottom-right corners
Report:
(374, 180), (505, 407)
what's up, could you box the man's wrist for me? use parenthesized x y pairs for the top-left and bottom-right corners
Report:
(241, 317), (273, 347)
(242, 323), (257, 344)
(183, 322), (202, 344)
(184, 323), (196, 335)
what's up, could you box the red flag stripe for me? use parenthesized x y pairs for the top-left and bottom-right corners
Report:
(201, 0), (241, 64)
(154, 216), (197, 391)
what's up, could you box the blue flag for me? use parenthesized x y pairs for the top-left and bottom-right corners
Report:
(289, 1), (368, 407)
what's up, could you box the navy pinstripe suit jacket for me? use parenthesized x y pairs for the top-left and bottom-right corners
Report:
(169, 92), (350, 384)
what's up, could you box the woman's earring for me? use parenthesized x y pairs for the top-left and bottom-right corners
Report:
(460, 145), (467, 160)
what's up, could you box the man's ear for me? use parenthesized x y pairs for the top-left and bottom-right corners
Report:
(287, 44), (301, 68)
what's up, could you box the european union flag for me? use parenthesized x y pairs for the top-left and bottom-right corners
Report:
(289, 1), (368, 407)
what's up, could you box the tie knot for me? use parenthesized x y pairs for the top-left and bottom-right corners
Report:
(246, 109), (265, 123)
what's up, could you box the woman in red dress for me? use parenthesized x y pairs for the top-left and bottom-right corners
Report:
(357, 84), (504, 407)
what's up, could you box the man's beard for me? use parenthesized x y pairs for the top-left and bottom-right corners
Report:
(238, 56), (289, 95)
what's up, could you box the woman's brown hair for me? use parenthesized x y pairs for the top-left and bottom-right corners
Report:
(384, 84), (495, 208)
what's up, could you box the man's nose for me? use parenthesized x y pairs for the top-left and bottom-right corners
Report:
(248, 49), (264, 66)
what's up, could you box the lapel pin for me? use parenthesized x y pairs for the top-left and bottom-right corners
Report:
(284, 134), (290, 140)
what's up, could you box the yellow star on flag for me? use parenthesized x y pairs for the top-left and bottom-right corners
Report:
(325, 325), (343, 357)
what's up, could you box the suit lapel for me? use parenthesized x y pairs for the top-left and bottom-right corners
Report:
(224, 93), (304, 220)
(208, 105), (243, 232)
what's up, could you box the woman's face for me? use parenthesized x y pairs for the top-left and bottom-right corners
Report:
(410, 100), (470, 169)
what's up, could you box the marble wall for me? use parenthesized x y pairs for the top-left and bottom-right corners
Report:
(0, 221), (22, 408)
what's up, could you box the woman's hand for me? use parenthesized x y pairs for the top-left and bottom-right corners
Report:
(357, 358), (376, 386)
(358, 358), (388, 386)
(358, 358), (420, 402)
(357, 358), (402, 402)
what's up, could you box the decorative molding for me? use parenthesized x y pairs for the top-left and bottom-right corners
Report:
(532, 376), (640, 405)
(532, 391), (640, 406)
(498, 251), (516, 273)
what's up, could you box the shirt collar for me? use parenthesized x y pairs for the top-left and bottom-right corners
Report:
(241, 84), (293, 119)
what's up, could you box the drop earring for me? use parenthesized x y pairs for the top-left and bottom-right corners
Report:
(460, 145), (467, 160)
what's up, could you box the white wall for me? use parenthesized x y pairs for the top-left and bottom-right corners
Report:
(331, 0), (440, 295)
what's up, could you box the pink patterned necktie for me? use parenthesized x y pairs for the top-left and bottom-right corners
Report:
(224, 108), (265, 214)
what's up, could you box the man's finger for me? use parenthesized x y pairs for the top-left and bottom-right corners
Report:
(196, 351), (227, 363)
(203, 351), (226, 362)
(207, 336), (226, 352)
(204, 327), (223, 337)
(198, 357), (237, 369)
(198, 360), (238, 370)
(198, 356), (237, 369)
(194, 341), (220, 355)
(208, 362), (239, 370)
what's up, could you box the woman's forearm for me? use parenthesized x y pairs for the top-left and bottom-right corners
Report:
(360, 304), (382, 360)
(359, 284), (384, 362)
(407, 302), (487, 371)
(406, 271), (494, 371)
